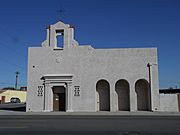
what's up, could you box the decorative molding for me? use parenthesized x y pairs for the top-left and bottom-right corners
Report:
(41, 74), (73, 84)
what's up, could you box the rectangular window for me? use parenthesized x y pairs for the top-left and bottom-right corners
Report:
(56, 30), (64, 48)
(74, 86), (80, 96)
(37, 86), (43, 96)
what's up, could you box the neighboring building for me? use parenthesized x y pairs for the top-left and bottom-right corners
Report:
(160, 89), (180, 94)
(159, 89), (180, 112)
(20, 86), (27, 91)
(27, 21), (160, 112)
(0, 90), (27, 103)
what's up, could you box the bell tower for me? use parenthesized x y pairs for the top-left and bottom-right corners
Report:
(42, 21), (79, 49)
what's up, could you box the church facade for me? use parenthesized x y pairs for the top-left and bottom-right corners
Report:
(27, 21), (160, 112)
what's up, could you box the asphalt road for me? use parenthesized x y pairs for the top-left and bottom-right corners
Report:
(0, 115), (180, 135)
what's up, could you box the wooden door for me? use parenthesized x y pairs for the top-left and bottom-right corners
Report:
(53, 93), (59, 111)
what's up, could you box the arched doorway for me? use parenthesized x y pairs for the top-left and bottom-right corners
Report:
(135, 79), (150, 111)
(96, 80), (110, 111)
(115, 79), (130, 111)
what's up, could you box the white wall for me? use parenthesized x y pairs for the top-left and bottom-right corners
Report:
(160, 94), (179, 112)
(27, 21), (160, 112)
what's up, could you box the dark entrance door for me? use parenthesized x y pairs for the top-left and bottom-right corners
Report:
(59, 93), (65, 111)
(53, 93), (59, 111)
(53, 86), (66, 111)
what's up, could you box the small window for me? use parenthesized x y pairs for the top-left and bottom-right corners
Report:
(74, 86), (80, 96)
(37, 86), (43, 96)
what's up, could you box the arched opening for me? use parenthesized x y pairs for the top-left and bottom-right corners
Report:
(96, 80), (110, 111)
(135, 79), (151, 111)
(115, 79), (130, 111)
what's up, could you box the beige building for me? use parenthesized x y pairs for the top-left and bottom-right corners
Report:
(0, 90), (26, 103)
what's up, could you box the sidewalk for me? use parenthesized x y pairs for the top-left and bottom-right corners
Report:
(0, 110), (180, 116)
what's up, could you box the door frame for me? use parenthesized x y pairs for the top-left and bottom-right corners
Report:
(52, 86), (66, 111)
(41, 74), (73, 112)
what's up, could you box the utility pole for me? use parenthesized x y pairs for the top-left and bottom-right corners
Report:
(15, 71), (19, 90)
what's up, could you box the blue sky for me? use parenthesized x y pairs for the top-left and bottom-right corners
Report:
(0, 0), (179, 89)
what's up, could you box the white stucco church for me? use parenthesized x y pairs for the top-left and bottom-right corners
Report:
(27, 21), (161, 112)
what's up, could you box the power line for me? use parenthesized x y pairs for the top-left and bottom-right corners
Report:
(0, 65), (16, 73)
(0, 82), (26, 86)
(0, 24), (28, 88)
(0, 26), (28, 72)
(0, 57), (26, 71)
(0, 65), (26, 75)
(0, 26), (27, 47)
(0, 41), (27, 59)
(0, 82), (14, 85)
(0, 41), (27, 71)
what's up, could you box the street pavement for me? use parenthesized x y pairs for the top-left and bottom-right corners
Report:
(0, 111), (180, 135)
